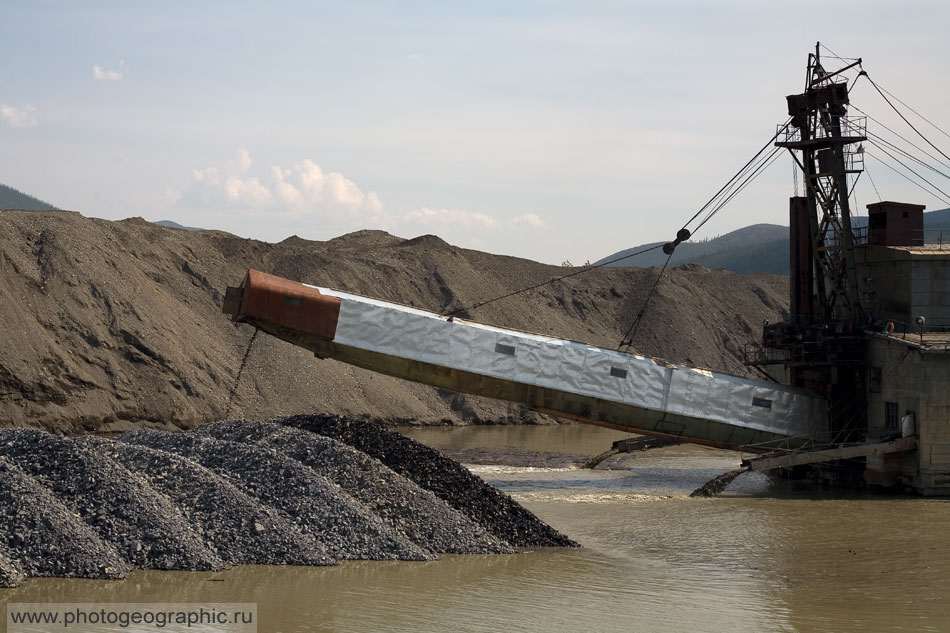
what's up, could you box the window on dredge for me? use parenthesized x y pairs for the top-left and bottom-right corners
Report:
(885, 401), (899, 430)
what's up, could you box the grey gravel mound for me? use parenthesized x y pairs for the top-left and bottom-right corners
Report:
(119, 429), (434, 561)
(0, 429), (223, 571)
(0, 545), (25, 588)
(195, 419), (512, 554)
(282, 414), (578, 548)
(0, 455), (129, 582)
(81, 436), (333, 567)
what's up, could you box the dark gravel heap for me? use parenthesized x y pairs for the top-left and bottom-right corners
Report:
(119, 430), (433, 561)
(0, 454), (129, 582)
(0, 421), (574, 586)
(0, 429), (223, 572)
(282, 414), (578, 547)
(81, 436), (333, 567)
(0, 545), (25, 588)
(195, 419), (511, 554)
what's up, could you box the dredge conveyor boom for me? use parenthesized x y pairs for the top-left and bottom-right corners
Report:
(223, 270), (828, 452)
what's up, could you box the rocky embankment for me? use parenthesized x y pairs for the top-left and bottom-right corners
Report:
(0, 415), (574, 588)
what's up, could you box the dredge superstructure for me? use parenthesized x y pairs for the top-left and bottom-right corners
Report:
(223, 45), (950, 494)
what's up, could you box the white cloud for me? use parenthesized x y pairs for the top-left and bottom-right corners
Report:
(271, 158), (383, 215)
(377, 208), (549, 233)
(224, 175), (272, 206)
(171, 149), (549, 248)
(0, 104), (38, 128)
(393, 207), (500, 228)
(162, 188), (181, 204)
(93, 60), (127, 81)
(229, 147), (252, 174)
(408, 53), (423, 61)
(511, 213), (547, 229)
(175, 148), (382, 216)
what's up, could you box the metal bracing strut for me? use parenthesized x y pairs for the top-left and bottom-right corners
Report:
(777, 43), (867, 328)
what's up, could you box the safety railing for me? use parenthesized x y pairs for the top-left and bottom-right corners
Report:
(853, 227), (950, 249)
(777, 115), (867, 145)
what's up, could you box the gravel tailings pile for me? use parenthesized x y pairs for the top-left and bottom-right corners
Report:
(81, 436), (333, 567)
(194, 419), (511, 554)
(0, 546), (25, 588)
(0, 454), (129, 581)
(119, 430), (433, 561)
(0, 422), (573, 587)
(283, 414), (578, 547)
(0, 429), (222, 571)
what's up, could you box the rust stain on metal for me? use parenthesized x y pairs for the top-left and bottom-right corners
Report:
(226, 269), (341, 340)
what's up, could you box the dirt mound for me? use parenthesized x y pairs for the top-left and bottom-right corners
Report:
(283, 414), (578, 548)
(0, 210), (788, 432)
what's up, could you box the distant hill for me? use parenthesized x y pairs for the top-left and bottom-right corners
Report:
(0, 183), (57, 211)
(597, 208), (950, 274)
(154, 219), (203, 231)
(595, 223), (788, 271)
(924, 208), (950, 230)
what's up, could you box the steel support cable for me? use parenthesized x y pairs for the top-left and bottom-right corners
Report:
(867, 127), (950, 180)
(864, 163), (883, 202)
(873, 80), (950, 142)
(852, 104), (950, 173)
(866, 142), (950, 207)
(693, 146), (785, 234)
(680, 119), (792, 232)
(224, 328), (259, 418)
(869, 153), (950, 209)
(863, 128), (950, 182)
(618, 251), (674, 350)
(692, 146), (783, 232)
(619, 141), (784, 349)
(865, 74), (950, 165)
(867, 151), (950, 208)
(818, 42), (860, 63)
(442, 122), (792, 326)
(440, 244), (665, 318)
(848, 172), (865, 216)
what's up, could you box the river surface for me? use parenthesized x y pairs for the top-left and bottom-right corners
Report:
(3, 425), (949, 633)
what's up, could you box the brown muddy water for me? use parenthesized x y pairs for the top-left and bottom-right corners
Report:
(3, 425), (949, 633)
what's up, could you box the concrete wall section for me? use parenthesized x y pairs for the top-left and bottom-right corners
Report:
(911, 260), (950, 326)
(919, 352), (950, 493)
(856, 246), (950, 327)
(866, 336), (950, 494)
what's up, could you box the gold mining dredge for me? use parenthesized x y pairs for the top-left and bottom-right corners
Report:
(223, 45), (950, 495)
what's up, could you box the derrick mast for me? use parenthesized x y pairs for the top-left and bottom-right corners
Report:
(779, 45), (866, 327)
(761, 45), (869, 445)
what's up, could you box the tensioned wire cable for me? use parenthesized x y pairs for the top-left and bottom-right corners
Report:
(443, 121), (793, 346)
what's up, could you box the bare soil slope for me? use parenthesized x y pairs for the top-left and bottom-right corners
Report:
(0, 210), (788, 432)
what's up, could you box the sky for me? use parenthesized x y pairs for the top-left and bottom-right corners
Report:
(2, 1), (949, 265)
